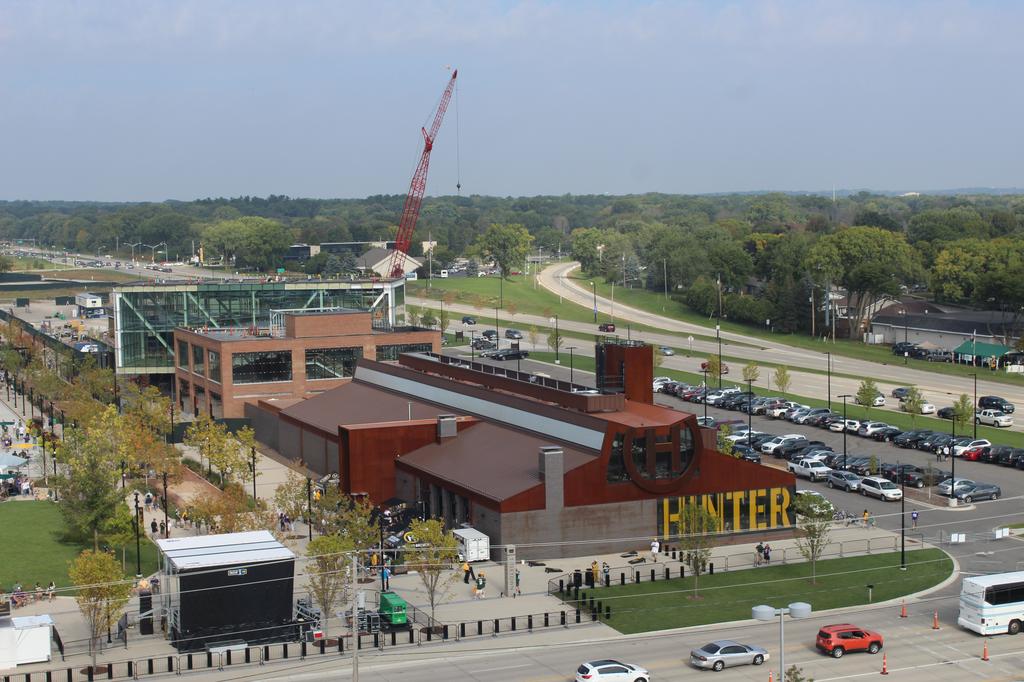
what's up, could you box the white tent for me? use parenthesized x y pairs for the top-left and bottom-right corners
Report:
(0, 614), (54, 667)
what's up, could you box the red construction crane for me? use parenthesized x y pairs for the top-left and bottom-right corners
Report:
(387, 69), (458, 278)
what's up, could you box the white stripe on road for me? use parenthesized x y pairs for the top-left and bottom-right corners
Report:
(466, 663), (532, 674)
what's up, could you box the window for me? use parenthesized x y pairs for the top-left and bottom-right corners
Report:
(305, 347), (362, 380)
(192, 344), (205, 376)
(177, 340), (189, 370)
(231, 350), (292, 384)
(208, 351), (221, 383)
(210, 392), (223, 419)
(375, 343), (432, 362)
(606, 434), (628, 482)
(178, 379), (190, 413)
(986, 581), (1024, 605)
(194, 385), (206, 416)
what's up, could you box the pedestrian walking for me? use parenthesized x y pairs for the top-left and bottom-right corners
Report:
(601, 562), (610, 585)
(650, 538), (660, 562)
(150, 519), (158, 537)
(159, 520), (166, 537)
(763, 543), (771, 565)
(755, 542), (765, 567)
(911, 510), (919, 529)
(462, 561), (471, 584)
(144, 492), (153, 512)
(382, 566), (391, 591)
(862, 509), (870, 527)
(514, 569), (521, 597)
(475, 572), (486, 599)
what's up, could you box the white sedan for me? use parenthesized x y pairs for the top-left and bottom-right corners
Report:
(900, 401), (936, 414)
(576, 660), (650, 681)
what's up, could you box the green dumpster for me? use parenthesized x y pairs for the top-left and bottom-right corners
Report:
(378, 591), (407, 627)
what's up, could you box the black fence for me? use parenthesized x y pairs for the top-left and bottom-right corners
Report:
(8, 609), (599, 682)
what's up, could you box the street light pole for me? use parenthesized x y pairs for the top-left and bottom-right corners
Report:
(716, 325), (722, 389)
(551, 315), (560, 363)
(163, 472), (169, 539)
(306, 477), (313, 541)
(250, 446), (258, 501)
(702, 367), (709, 423)
(899, 458), (906, 570)
(839, 394), (852, 469)
(970, 372), (978, 438)
(745, 378), (753, 439)
(825, 352), (832, 409)
(753, 602), (811, 682)
(590, 281), (597, 323)
(567, 347), (576, 384)
(133, 492), (143, 578)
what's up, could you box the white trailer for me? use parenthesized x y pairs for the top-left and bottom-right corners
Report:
(453, 527), (490, 562)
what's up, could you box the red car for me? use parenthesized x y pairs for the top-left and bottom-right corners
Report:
(815, 624), (883, 658)
(598, 323), (616, 332)
(960, 446), (985, 461)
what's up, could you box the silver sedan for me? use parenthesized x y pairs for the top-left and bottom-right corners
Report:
(690, 640), (769, 671)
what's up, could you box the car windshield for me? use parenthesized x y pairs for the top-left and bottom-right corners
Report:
(879, 481), (898, 490)
(701, 643), (721, 653)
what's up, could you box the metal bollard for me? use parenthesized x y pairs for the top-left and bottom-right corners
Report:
(147, 660), (154, 675)
(460, 623), (466, 638)
(494, 619), (500, 636)
(620, 572), (625, 586)
(528, 614), (534, 631)
(391, 631), (397, 646)
(672, 549), (677, 560)
(207, 652), (213, 668)
(374, 632), (381, 647)
(575, 608), (581, 623)
(544, 612), (550, 627)
(664, 567), (670, 580)
(443, 625), (449, 641)
(319, 639), (326, 655)
(188, 653), (195, 670)
(300, 642), (306, 660)
(650, 569), (655, 582)
(559, 579), (564, 594)
(426, 628), (432, 642)
(680, 565), (685, 578)
(709, 562), (714, 575)
(283, 643), (289, 659)
(605, 605), (611, 620)
(478, 620), (483, 636)
(512, 617), (517, 632)
(604, 574), (610, 587)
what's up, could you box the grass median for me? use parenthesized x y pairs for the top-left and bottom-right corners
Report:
(566, 549), (951, 634)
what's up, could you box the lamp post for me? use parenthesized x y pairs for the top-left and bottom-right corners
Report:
(470, 330), (476, 360)
(825, 352), (832, 409)
(306, 477), (314, 540)
(120, 460), (126, 489)
(838, 394), (852, 469)
(753, 602), (812, 682)
(550, 315), (560, 363)
(745, 378), (753, 439)
(969, 372), (978, 438)
(715, 325), (722, 389)
(899, 458), (906, 570)
(162, 471), (169, 538)
(950, 414), (957, 506)
(494, 305), (500, 350)
(567, 346), (576, 384)
(702, 367), (709, 422)
(590, 281), (597, 323)
(250, 446), (258, 501)
(133, 492), (142, 578)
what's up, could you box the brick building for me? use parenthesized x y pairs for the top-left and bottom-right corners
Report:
(173, 310), (439, 419)
(248, 342), (796, 559)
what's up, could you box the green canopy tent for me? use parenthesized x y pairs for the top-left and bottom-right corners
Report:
(953, 339), (1011, 366)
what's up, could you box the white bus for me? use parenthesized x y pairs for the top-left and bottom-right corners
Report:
(958, 571), (1024, 635)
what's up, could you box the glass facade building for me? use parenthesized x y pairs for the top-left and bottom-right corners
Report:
(305, 347), (363, 380)
(112, 279), (405, 374)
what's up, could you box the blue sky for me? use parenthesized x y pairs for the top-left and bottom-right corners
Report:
(1, 1), (1021, 201)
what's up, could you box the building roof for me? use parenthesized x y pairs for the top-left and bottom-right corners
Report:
(397, 421), (596, 502)
(280, 381), (449, 432)
(355, 248), (421, 270)
(155, 531), (294, 571)
(873, 309), (1021, 337)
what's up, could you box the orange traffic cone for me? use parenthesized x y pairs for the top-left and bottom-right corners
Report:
(899, 600), (907, 618)
(768, 671), (773, 682)
(932, 610), (940, 629)
(982, 639), (989, 661)
(880, 653), (889, 675)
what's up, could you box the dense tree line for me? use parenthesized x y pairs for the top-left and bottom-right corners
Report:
(2, 191), (1023, 334)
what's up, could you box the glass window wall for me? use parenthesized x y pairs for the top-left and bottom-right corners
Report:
(177, 341), (189, 370)
(305, 347), (363, 380)
(192, 344), (205, 375)
(232, 350), (293, 384)
(208, 351), (221, 383)
(375, 343), (432, 362)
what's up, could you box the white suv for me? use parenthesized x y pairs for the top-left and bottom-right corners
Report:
(976, 410), (1013, 428)
(859, 476), (903, 501)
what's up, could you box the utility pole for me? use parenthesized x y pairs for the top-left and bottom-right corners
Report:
(351, 553), (360, 682)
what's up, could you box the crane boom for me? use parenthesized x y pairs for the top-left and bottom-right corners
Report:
(387, 69), (458, 278)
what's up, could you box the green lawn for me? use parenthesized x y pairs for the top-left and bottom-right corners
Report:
(583, 273), (1024, 388)
(0, 501), (159, 589)
(568, 549), (951, 634)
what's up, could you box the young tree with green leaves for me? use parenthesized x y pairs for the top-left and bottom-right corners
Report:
(901, 386), (924, 427)
(69, 549), (132, 671)
(952, 393), (974, 434)
(741, 361), (760, 385)
(716, 424), (738, 458)
(793, 493), (833, 584)
(527, 325), (539, 350)
(305, 535), (353, 638)
(547, 329), (564, 353)
(774, 365), (791, 395)
(855, 378), (880, 418)
(53, 428), (123, 549)
(704, 355), (724, 387)
(676, 502), (719, 597)
(274, 471), (309, 527)
(404, 519), (459, 624)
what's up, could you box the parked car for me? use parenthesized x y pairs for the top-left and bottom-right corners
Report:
(481, 329), (498, 340)
(937, 407), (955, 420)
(953, 439), (991, 457)
(981, 444), (1012, 464)
(658, 346), (674, 356)
(858, 422), (890, 438)
(815, 624), (884, 658)
(926, 349), (953, 362)
(998, 448), (1024, 467)
(492, 349), (529, 361)
(826, 470), (862, 492)
(652, 376), (672, 392)
(796, 408), (832, 425)
(891, 387), (911, 399)
(936, 478), (976, 496)
(957, 483), (1001, 503)
(696, 416), (716, 427)
(891, 342), (918, 356)
(901, 400), (935, 414)
(732, 444), (762, 463)
(576, 660), (649, 682)
(859, 476), (903, 501)
(779, 440), (828, 461)
(903, 468), (950, 488)
(880, 463), (922, 484)
(871, 426), (902, 442)
(471, 338), (496, 350)
(597, 323), (616, 333)
(461, 315), (477, 325)
(761, 434), (806, 455)
(504, 328), (523, 339)
(976, 410), (1013, 427)
(788, 458), (832, 482)
(701, 360), (730, 374)
(690, 640), (769, 672)
(893, 430), (929, 448)
(978, 396), (1015, 414)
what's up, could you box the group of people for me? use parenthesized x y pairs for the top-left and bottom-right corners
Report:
(754, 542), (773, 566)
(1, 419), (32, 449)
(1, 581), (56, 608)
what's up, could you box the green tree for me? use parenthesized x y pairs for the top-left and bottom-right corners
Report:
(0, 254), (13, 273)
(741, 361), (760, 385)
(806, 226), (921, 337)
(716, 424), (737, 457)
(53, 428), (123, 549)
(785, 665), (815, 682)
(793, 493), (833, 584)
(404, 519), (458, 624)
(305, 535), (353, 638)
(527, 326), (539, 350)
(703, 355), (723, 386)
(273, 471), (309, 526)
(952, 393), (974, 434)
(202, 217), (291, 272)
(901, 386), (924, 427)
(547, 328), (564, 353)
(855, 378), (879, 418)
(677, 502), (719, 597)
(101, 504), (137, 572)
(479, 223), (532, 279)
(69, 549), (132, 671)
